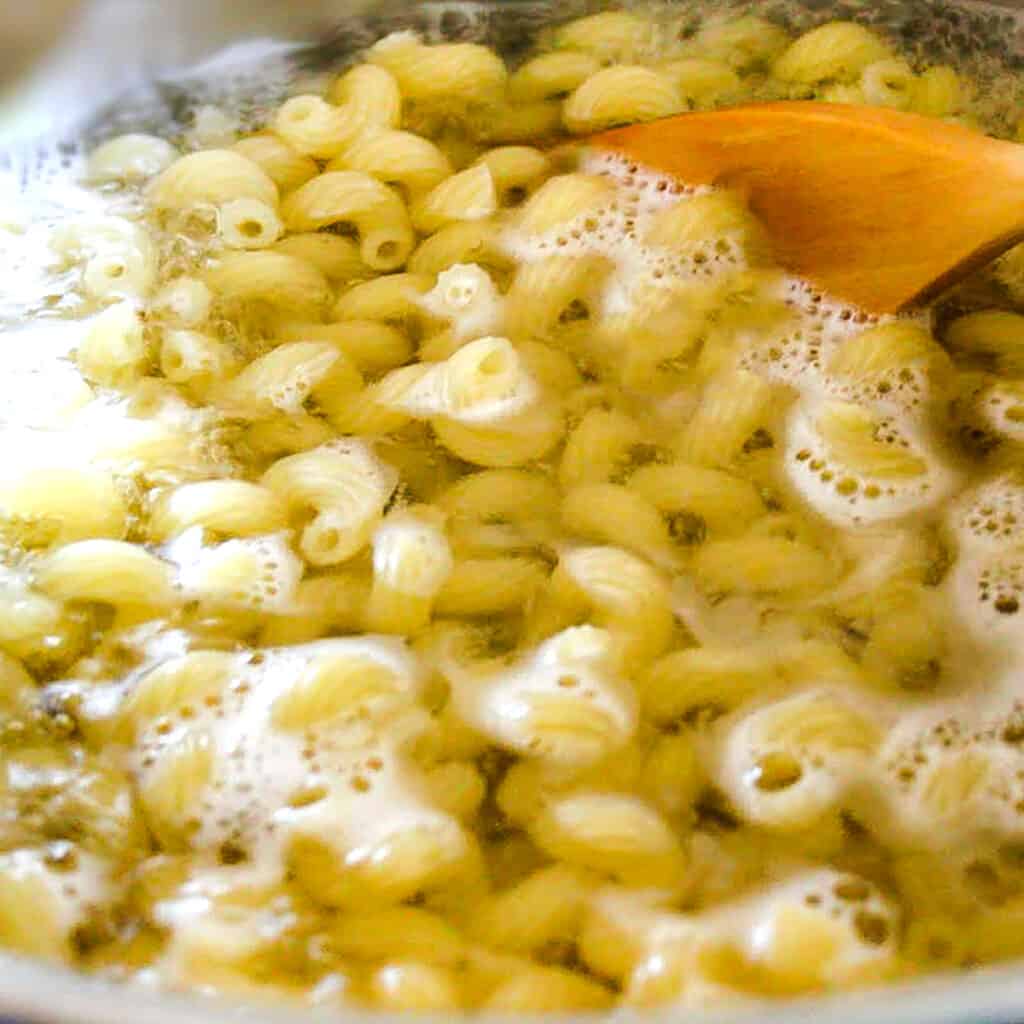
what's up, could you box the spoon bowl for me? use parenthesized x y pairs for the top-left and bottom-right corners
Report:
(591, 102), (1024, 314)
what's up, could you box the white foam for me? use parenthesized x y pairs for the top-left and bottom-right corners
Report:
(449, 625), (637, 766)
(127, 636), (462, 882)
(418, 263), (504, 341)
(739, 278), (879, 395)
(951, 475), (1024, 551)
(881, 704), (1024, 847)
(501, 151), (729, 325)
(166, 527), (303, 613)
(784, 398), (960, 526)
(714, 687), (887, 830)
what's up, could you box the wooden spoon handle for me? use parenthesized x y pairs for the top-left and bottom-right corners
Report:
(592, 103), (1024, 313)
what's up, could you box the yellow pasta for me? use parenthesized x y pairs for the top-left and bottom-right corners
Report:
(561, 482), (675, 566)
(563, 66), (683, 134)
(473, 146), (550, 205)
(149, 149), (278, 209)
(324, 906), (465, 965)
(773, 21), (892, 84)
(517, 173), (613, 235)
(281, 171), (414, 270)
(270, 233), (364, 282)
(640, 646), (782, 724)
(530, 791), (687, 888)
(0, 464), (128, 548)
(540, 544), (674, 664)
(504, 253), (611, 340)
(407, 220), (508, 277)
(231, 133), (319, 193)
(676, 369), (777, 467)
(205, 250), (332, 314)
(275, 319), (412, 374)
(945, 310), (1024, 376)
(214, 341), (341, 419)
(368, 962), (462, 1011)
(137, 732), (214, 849)
(334, 130), (453, 199)
(660, 58), (741, 108)
(693, 535), (837, 596)
(36, 540), (177, 606)
(645, 191), (766, 252)
(261, 440), (398, 566)
(0, 851), (101, 960)
(861, 58), (917, 109)
(148, 481), (287, 541)
(151, 276), (213, 326)
(509, 52), (602, 102)
(554, 11), (655, 63)
(410, 164), (498, 234)
(364, 507), (454, 633)
(271, 650), (412, 730)
(472, 100), (565, 144)
(367, 34), (507, 107)
(87, 133), (177, 183)
(467, 864), (594, 953)
(912, 65), (962, 117)
(627, 462), (766, 537)
(333, 272), (433, 322)
(121, 650), (237, 728)
(435, 556), (549, 616)
(484, 966), (613, 1012)
(159, 328), (238, 389)
(690, 15), (792, 71)
(273, 94), (366, 159)
(216, 198), (282, 249)
(433, 402), (564, 468)
(559, 408), (644, 488)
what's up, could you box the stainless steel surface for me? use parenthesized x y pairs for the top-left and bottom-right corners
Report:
(0, 0), (84, 94)
(0, 0), (377, 140)
(4, 0), (1024, 1020)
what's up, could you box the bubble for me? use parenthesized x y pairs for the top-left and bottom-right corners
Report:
(783, 398), (957, 526)
(952, 476), (1024, 550)
(502, 151), (741, 327)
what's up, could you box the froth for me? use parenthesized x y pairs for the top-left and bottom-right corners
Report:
(128, 637), (458, 879)
(882, 707), (1024, 846)
(784, 399), (958, 526)
(502, 152), (737, 323)
(951, 475), (1024, 550)
(166, 527), (303, 612)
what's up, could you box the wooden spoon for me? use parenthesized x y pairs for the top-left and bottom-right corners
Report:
(590, 102), (1024, 315)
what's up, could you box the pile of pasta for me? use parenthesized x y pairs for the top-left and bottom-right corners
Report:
(5, 8), (1024, 1012)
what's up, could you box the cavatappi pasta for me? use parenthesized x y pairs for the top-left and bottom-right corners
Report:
(6, 3), (1024, 1014)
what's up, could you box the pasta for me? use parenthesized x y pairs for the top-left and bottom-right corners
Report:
(205, 250), (332, 314)
(6, 6), (1024, 1013)
(87, 133), (177, 183)
(281, 172), (414, 270)
(231, 133), (319, 193)
(773, 21), (893, 84)
(364, 506), (454, 633)
(410, 165), (498, 234)
(562, 66), (683, 134)
(335, 130), (453, 200)
(367, 34), (507, 107)
(554, 11), (655, 63)
(216, 199), (282, 249)
(36, 540), (177, 606)
(261, 440), (398, 566)
(148, 149), (278, 210)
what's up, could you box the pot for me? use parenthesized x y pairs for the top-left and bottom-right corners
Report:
(2, 1), (1024, 1021)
